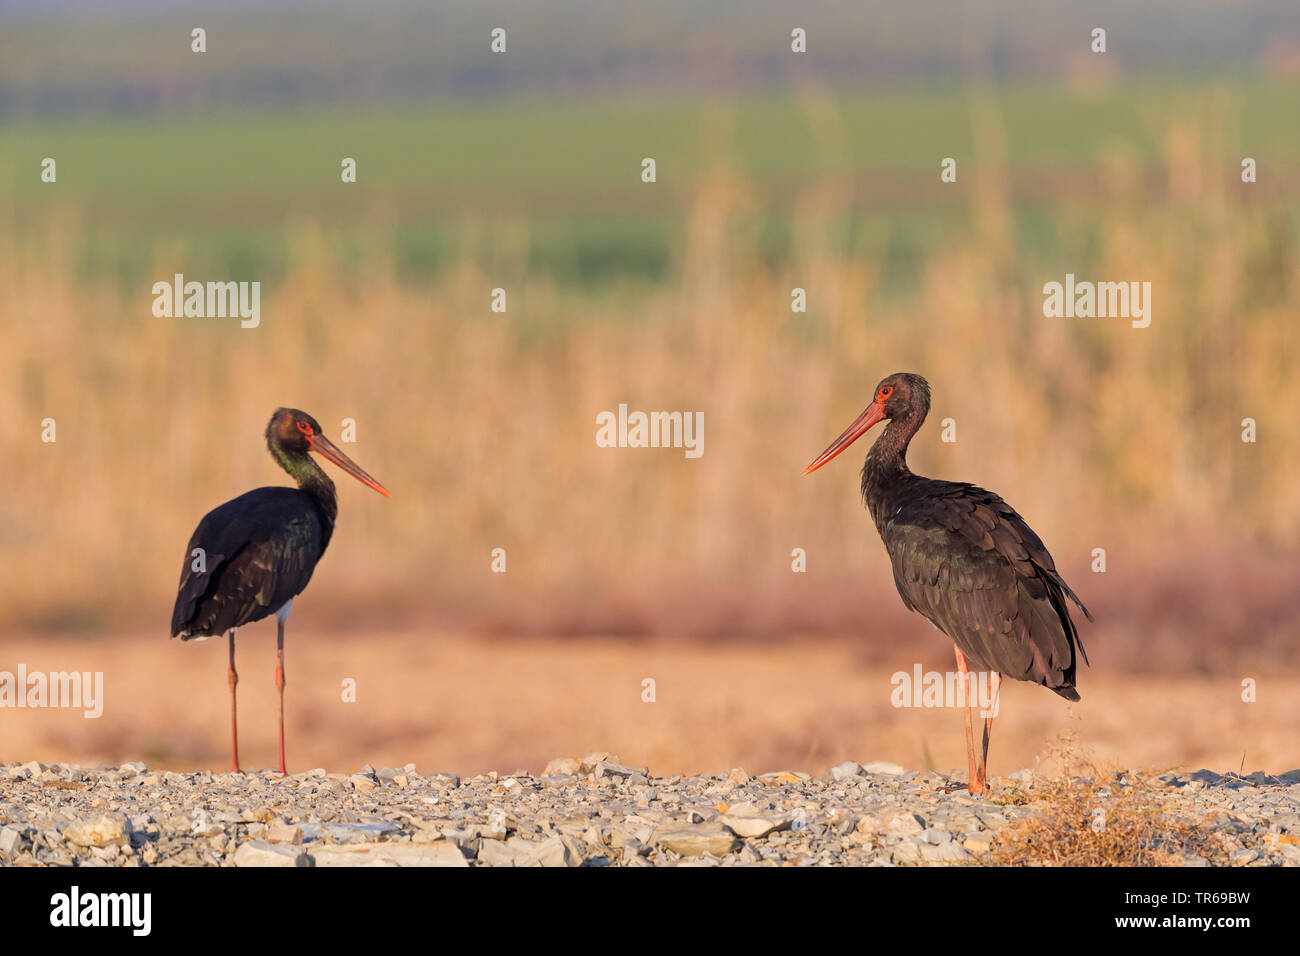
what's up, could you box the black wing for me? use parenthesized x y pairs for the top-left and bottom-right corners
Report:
(171, 487), (325, 639)
(882, 479), (1091, 699)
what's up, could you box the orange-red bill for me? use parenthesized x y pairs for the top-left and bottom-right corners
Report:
(803, 401), (887, 475)
(309, 433), (392, 497)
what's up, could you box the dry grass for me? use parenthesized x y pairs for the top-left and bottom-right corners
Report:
(0, 97), (1296, 666)
(989, 731), (1220, 866)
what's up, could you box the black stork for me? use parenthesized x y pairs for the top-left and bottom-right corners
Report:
(170, 408), (390, 774)
(804, 373), (1090, 794)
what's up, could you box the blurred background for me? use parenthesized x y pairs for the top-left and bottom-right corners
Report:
(1, 0), (1297, 776)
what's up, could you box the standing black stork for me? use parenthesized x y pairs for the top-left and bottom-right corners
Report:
(171, 408), (390, 775)
(804, 373), (1090, 794)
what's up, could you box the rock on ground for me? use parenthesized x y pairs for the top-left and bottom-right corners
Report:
(0, 758), (1296, 867)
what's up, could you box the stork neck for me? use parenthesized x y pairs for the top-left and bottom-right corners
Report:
(271, 444), (338, 524)
(860, 412), (924, 521)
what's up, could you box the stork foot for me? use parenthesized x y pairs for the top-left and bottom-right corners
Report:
(934, 779), (987, 795)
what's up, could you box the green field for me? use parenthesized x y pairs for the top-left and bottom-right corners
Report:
(3, 78), (1297, 288)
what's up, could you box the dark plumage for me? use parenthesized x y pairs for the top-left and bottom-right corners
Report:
(806, 372), (1091, 791)
(171, 486), (329, 640)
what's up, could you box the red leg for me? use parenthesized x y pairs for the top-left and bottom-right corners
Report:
(954, 646), (985, 794)
(275, 617), (287, 776)
(227, 629), (241, 773)
(980, 671), (1001, 789)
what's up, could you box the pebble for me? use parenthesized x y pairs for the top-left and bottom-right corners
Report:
(861, 761), (905, 775)
(62, 814), (130, 848)
(1, 758), (1295, 867)
(0, 826), (23, 853)
(759, 771), (811, 786)
(263, 823), (303, 845)
(721, 803), (791, 839)
(516, 835), (580, 868)
(544, 757), (581, 777)
(829, 761), (865, 781)
(653, 823), (741, 858)
(963, 834), (993, 854)
(579, 752), (612, 774)
(477, 839), (522, 866)
(920, 840), (971, 863)
(856, 807), (925, 837)
(234, 840), (310, 867)
(311, 843), (467, 867)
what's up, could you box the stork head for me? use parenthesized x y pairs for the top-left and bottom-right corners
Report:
(267, 408), (391, 497)
(803, 373), (931, 475)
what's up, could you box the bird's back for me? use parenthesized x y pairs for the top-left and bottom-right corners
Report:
(171, 486), (328, 639)
(877, 477), (1091, 698)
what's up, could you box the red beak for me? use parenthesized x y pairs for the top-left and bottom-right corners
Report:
(803, 401), (887, 475)
(308, 433), (392, 497)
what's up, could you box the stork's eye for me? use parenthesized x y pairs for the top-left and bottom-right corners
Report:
(879, 386), (893, 400)
(296, 421), (313, 435)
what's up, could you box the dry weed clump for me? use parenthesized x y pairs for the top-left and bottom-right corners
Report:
(988, 734), (1219, 866)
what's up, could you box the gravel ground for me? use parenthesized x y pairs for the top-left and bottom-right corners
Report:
(2, 756), (1298, 866)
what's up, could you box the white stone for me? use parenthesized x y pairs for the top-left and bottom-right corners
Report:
(234, 840), (309, 867)
(310, 842), (468, 867)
